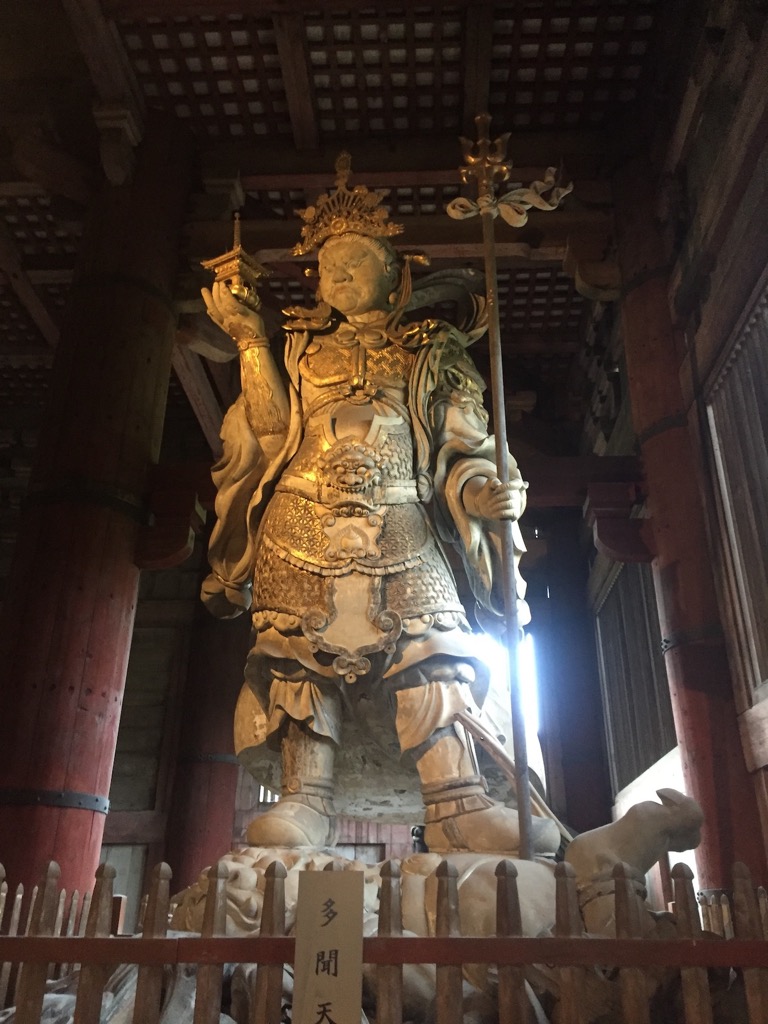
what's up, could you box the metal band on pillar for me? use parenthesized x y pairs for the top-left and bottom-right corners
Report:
(660, 623), (724, 654)
(70, 271), (177, 314)
(620, 262), (674, 298)
(25, 479), (151, 524)
(0, 788), (110, 814)
(637, 412), (688, 446)
(180, 753), (240, 765)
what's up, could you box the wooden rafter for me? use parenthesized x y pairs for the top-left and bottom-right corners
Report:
(0, 222), (59, 347)
(461, 1), (495, 134)
(171, 340), (225, 457)
(62, 0), (145, 183)
(61, 0), (144, 112)
(272, 12), (319, 150)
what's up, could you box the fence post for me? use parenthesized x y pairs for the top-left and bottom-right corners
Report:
(376, 859), (403, 1024)
(193, 859), (229, 1024)
(49, 889), (67, 980)
(613, 862), (650, 1024)
(77, 891), (93, 937)
(671, 862), (713, 1024)
(732, 862), (768, 1023)
(0, 865), (10, 1010)
(758, 885), (768, 938)
(697, 891), (714, 935)
(110, 895), (127, 937)
(554, 861), (585, 1024)
(0, 880), (25, 1010)
(14, 861), (61, 1024)
(434, 860), (462, 1024)
(56, 890), (84, 981)
(495, 859), (530, 1023)
(132, 862), (172, 1024)
(251, 860), (287, 1024)
(74, 862), (117, 1024)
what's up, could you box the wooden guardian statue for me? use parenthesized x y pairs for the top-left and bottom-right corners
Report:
(201, 154), (559, 856)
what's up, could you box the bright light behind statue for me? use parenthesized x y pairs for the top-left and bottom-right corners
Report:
(472, 630), (546, 789)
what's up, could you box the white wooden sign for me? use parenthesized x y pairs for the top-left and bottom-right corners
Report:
(292, 869), (365, 1024)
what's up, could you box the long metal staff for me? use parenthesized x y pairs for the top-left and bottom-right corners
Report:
(448, 114), (572, 861)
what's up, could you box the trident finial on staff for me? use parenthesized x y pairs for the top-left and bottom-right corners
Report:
(449, 113), (573, 226)
(457, 113), (512, 199)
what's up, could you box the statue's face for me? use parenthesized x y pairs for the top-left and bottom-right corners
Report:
(318, 237), (396, 317)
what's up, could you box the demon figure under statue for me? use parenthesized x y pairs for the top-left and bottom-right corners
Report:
(200, 155), (560, 857)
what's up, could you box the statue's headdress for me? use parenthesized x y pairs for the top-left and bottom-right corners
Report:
(292, 152), (404, 256)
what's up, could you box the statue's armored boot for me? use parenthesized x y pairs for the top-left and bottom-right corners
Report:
(417, 734), (560, 857)
(246, 721), (338, 848)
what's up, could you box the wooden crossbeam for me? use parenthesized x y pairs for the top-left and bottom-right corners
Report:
(238, 169), (611, 197)
(203, 131), (613, 182)
(105, 0), (510, 13)
(186, 210), (613, 262)
(11, 136), (93, 207)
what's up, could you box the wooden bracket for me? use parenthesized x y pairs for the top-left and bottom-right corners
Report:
(135, 465), (208, 570)
(583, 481), (654, 563)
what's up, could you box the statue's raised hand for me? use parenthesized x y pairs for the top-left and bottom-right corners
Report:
(201, 280), (267, 348)
(463, 476), (525, 521)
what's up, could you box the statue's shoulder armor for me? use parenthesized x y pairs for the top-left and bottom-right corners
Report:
(403, 319), (485, 397)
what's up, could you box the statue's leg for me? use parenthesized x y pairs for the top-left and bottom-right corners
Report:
(245, 670), (340, 849)
(394, 667), (560, 857)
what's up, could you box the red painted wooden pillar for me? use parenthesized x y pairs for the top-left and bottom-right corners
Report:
(0, 114), (192, 894)
(614, 159), (768, 888)
(164, 606), (250, 889)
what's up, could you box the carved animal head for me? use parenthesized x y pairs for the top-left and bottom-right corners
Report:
(656, 788), (704, 851)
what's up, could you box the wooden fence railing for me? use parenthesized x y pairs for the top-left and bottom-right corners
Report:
(1, 858), (767, 1023)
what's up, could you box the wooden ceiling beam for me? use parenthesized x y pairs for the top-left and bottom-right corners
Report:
(61, 0), (145, 184)
(11, 134), (93, 206)
(186, 209), (613, 263)
(238, 168), (607, 192)
(203, 131), (614, 181)
(501, 334), (580, 356)
(105, 0), (495, 14)
(27, 269), (75, 286)
(461, 1), (495, 135)
(62, 0), (144, 112)
(272, 13), (319, 150)
(0, 183), (49, 199)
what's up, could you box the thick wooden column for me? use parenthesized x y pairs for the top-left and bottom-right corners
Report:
(164, 606), (250, 889)
(0, 114), (192, 894)
(615, 159), (768, 888)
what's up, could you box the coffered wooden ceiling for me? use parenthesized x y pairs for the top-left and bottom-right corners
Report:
(0, 0), (691, 475)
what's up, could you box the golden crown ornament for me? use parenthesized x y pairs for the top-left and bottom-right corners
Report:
(292, 151), (404, 256)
